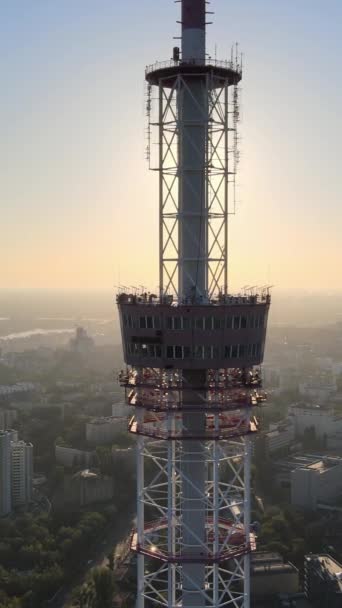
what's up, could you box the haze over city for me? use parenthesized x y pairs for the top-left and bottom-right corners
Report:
(1, 3), (342, 608)
(2, 0), (342, 290)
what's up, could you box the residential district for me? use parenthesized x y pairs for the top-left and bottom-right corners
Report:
(0, 322), (342, 606)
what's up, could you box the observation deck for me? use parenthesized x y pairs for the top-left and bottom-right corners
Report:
(145, 58), (242, 88)
(131, 517), (256, 564)
(119, 367), (267, 412)
(117, 292), (270, 370)
(128, 412), (258, 440)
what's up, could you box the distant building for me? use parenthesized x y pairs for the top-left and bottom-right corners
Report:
(112, 401), (126, 418)
(0, 430), (13, 516)
(327, 431), (342, 452)
(69, 327), (94, 353)
(66, 469), (114, 507)
(304, 554), (342, 607)
(276, 593), (313, 608)
(86, 416), (125, 445)
(55, 445), (95, 468)
(289, 402), (342, 440)
(251, 552), (299, 603)
(112, 446), (135, 471)
(0, 408), (17, 430)
(0, 382), (37, 402)
(0, 431), (32, 516)
(299, 373), (337, 402)
(291, 455), (342, 510)
(278, 367), (300, 393)
(263, 420), (295, 455)
(11, 441), (33, 507)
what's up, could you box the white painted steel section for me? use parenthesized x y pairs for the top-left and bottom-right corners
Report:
(244, 436), (252, 608)
(136, 432), (251, 607)
(213, 417), (219, 607)
(167, 413), (176, 608)
(151, 74), (238, 298)
(130, 1), (255, 607)
(137, 410), (145, 608)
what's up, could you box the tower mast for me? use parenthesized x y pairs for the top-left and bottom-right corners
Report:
(118, 2), (271, 607)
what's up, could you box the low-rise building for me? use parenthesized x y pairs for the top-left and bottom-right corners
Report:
(327, 431), (342, 452)
(112, 401), (126, 417)
(291, 455), (342, 510)
(55, 445), (95, 468)
(65, 469), (114, 507)
(299, 373), (337, 402)
(289, 402), (342, 440)
(251, 552), (299, 603)
(274, 453), (320, 490)
(304, 554), (342, 607)
(0, 382), (37, 402)
(263, 420), (295, 454)
(0, 408), (17, 430)
(276, 594), (313, 608)
(86, 416), (126, 445)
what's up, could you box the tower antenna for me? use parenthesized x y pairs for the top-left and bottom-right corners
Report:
(117, 2), (271, 607)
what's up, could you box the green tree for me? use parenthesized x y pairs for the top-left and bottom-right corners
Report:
(92, 567), (116, 608)
(107, 552), (115, 571)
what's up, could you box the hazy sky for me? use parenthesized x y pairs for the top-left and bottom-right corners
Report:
(1, 0), (342, 291)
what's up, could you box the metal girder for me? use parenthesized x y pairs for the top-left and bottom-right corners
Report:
(147, 73), (240, 299)
(134, 429), (252, 607)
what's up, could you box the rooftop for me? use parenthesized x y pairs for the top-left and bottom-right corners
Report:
(306, 554), (342, 592)
(73, 469), (99, 480)
(251, 552), (298, 576)
(88, 416), (122, 426)
(117, 290), (271, 308)
(274, 453), (342, 473)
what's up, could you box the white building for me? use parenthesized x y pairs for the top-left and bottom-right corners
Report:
(0, 382), (36, 398)
(299, 373), (337, 402)
(0, 409), (17, 430)
(86, 416), (125, 445)
(11, 441), (33, 507)
(0, 431), (12, 516)
(264, 420), (295, 454)
(291, 455), (342, 510)
(0, 429), (25, 516)
(289, 403), (342, 439)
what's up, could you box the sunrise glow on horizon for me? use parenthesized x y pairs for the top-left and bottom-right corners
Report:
(2, 0), (342, 291)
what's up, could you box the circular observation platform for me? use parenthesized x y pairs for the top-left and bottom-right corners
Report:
(119, 366), (264, 390)
(119, 367), (267, 412)
(131, 518), (255, 563)
(126, 387), (267, 412)
(145, 58), (242, 88)
(128, 412), (258, 441)
(117, 296), (270, 370)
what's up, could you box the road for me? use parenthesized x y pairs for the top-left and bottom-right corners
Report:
(50, 508), (135, 608)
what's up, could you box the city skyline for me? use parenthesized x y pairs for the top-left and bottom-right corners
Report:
(1, 0), (342, 291)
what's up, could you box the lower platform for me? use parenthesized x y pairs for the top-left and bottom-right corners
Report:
(128, 413), (258, 440)
(131, 518), (256, 563)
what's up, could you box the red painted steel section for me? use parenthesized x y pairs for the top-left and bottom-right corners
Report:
(182, 0), (206, 29)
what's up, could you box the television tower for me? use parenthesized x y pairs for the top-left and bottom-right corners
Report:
(118, 1), (270, 607)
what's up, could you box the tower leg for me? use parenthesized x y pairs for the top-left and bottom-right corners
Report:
(244, 436), (251, 608)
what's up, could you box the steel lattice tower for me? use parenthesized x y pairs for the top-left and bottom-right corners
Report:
(117, 2), (270, 607)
